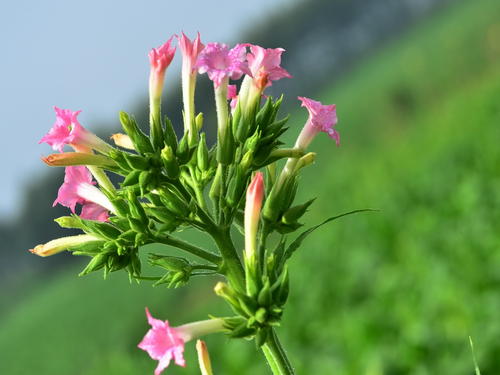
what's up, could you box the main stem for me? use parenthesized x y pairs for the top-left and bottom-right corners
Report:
(262, 328), (295, 375)
(211, 227), (295, 373)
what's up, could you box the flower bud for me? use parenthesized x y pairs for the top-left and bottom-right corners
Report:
(161, 145), (180, 179)
(244, 172), (264, 262)
(42, 153), (116, 169)
(30, 234), (101, 257)
(196, 340), (214, 375)
(110, 133), (135, 150)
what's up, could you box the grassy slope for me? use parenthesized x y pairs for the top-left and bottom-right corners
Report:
(2, 0), (500, 374)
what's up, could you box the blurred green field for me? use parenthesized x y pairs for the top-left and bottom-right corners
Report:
(2, 0), (500, 374)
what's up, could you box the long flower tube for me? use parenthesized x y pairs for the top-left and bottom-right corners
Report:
(178, 32), (204, 144)
(148, 36), (176, 147)
(138, 308), (226, 375)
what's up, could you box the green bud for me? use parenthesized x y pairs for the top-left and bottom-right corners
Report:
(81, 220), (121, 240)
(127, 190), (148, 221)
(119, 111), (153, 154)
(257, 279), (272, 307)
(161, 146), (180, 179)
(195, 112), (204, 132)
(163, 116), (178, 153)
(241, 150), (253, 170)
(177, 135), (191, 165)
(230, 322), (256, 339)
(127, 216), (147, 233)
(295, 152), (316, 171)
(122, 170), (141, 187)
(79, 253), (108, 276)
(197, 133), (209, 171)
(209, 164), (222, 200)
(138, 171), (153, 195)
(254, 307), (267, 324)
(54, 216), (83, 229)
(158, 188), (189, 217)
(256, 97), (274, 128)
(109, 197), (130, 217)
(149, 254), (191, 273)
(123, 153), (149, 171)
(108, 150), (132, 171)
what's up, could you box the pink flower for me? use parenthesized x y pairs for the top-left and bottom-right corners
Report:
(246, 45), (291, 90)
(53, 166), (114, 221)
(149, 36), (176, 101)
(138, 308), (186, 374)
(40, 107), (111, 154)
(178, 32), (204, 74)
(149, 36), (176, 77)
(138, 308), (226, 374)
(197, 43), (250, 88)
(296, 96), (339, 148)
(245, 172), (264, 260)
(227, 84), (238, 109)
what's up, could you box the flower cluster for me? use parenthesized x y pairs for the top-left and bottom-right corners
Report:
(32, 31), (341, 374)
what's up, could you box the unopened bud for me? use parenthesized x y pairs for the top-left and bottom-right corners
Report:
(110, 133), (135, 150)
(29, 234), (101, 257)
(42, 153), (116, 168)
(295, 152), (316, 171)
(196, 340), (213, 375)
(161, 145), (180, 178)
(244, 172), (264, 262)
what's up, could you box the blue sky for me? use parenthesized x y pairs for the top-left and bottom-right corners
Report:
(0, 0), (297, 219)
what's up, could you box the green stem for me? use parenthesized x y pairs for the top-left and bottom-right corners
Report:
(210, 227), (245, 292)
(156, 236), (221, 265)
(262, 328), (295, 375)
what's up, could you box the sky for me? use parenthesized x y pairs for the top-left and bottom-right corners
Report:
(0, 0), (297, 220)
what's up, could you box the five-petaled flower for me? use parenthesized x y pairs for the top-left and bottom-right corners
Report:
(53, 166), (114, 222)
(197, 43), (250, 88)
(39, 107), (112, 154)
(138, 308), (186, 375)
(295, 96), (339, 149)
(246, 45), (292, 90)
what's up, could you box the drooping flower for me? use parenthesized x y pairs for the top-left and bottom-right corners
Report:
(245, 172), (264, 261)
(246, 45), (291, 90)
(29, 234), (102, 257)
(138, 308), (226, 375)
(53, 166), (114, 221)
(295, 96), (339, 149)
(39, 107), (112, 154)
(197, 43), (250, 88)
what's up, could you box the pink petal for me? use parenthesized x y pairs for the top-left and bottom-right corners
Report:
(138, 308), (186, 374)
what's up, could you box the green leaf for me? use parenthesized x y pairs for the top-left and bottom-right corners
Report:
(284, 209), (377, 261)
